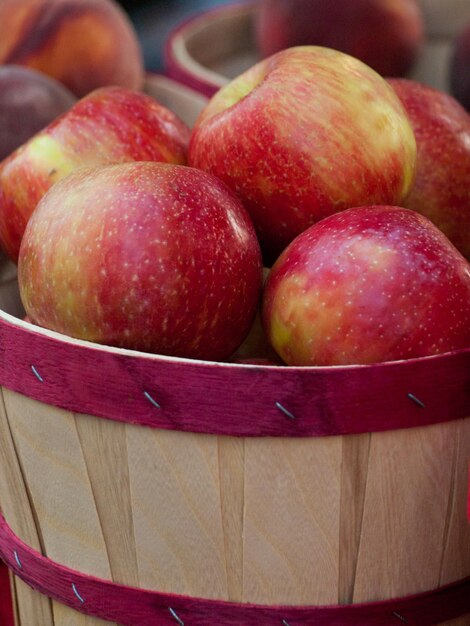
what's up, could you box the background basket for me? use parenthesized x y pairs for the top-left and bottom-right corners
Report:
(164, 0), (470, 97)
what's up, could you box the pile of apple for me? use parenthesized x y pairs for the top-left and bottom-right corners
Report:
(0, 0), (469, 368)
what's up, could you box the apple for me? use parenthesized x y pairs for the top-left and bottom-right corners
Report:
(262, 205), (470, 366)
(18, 162), (263, 361)
(450, 22), (470, 111)
(0, 0), (144, 97)
(0, 65), (77, 161)
(388, 78), (470, 260)
(0, 86), (191, 262)
(188, 46), (417, 263)
(255, 0), (424, 77)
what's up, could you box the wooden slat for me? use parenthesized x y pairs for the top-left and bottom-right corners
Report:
(439, 418), (470, 586)
(338, 432), (371, 604)
(0, 388), (54, 625)
(127, 426), (229, 599)
(243, 436), (341, 604)
(2, 389), (118, 626)
(217, 436), (245, 602)
(52, 603), (113, 626)
(75, 415), (139, 587)
(353, 421), (457, 602)
(2, 390), (112, 578)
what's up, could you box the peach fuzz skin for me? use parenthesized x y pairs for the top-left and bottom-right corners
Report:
(189, 46), (417, 262)
(0, 0), (144, 97)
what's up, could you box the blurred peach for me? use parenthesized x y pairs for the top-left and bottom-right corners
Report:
(0, 0), (145, 97)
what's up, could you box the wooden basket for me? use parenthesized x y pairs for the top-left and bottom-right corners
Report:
(0, 79), (469, 626)
(164, 0), (470, 97)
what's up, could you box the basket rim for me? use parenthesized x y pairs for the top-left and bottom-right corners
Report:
(2, 306), (469, 372)
(0, 306), (468, 438)
(163, 0), (256, 97)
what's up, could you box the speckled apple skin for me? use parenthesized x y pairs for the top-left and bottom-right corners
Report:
(189, 47), (417, 262)
(389, 79), (470, 261)
(18, 162), (263, 361)
(0, 0), (144, 97)
(256, 0), (424, 78)
(262, 205), (470, 366)
(0, 86), (191, 262)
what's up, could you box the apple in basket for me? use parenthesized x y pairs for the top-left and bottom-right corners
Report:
(255, 0), (424, 78)
(262, 205), (470, 366)
(188, 46), (417, 263)
(0, 86), (191, 262)
(18, 162), (263, 361)
(388, 78), (470, 261)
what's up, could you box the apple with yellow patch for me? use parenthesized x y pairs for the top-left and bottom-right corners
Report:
(19, 162), (263, 361)
(0, 86), (191, 262)
(189, 46), (417, 262)
(262, 205), (470, 366)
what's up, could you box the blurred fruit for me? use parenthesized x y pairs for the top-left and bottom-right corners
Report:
(0, 0), (144, 97)
(189, 46), (417, 262)
(262, 205), (470, 366)
(19, 162), (263, 361)
(0, 65), (76, 161)
(389, 78), (470, 260)
(450, 22), (470, 111)
(0, 86), (191, 262)
(255, 0), (424, 77)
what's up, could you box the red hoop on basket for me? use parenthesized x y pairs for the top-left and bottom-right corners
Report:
(1, 513), (469, 626)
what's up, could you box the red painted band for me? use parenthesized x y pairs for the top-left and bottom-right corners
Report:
(0, 315), (469, 437)
(0, 560), (14, 626)
(0, 513), (469, 626)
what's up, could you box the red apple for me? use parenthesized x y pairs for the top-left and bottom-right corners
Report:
(188, 46), (417, 262)
(0, 86), (191, 262)
(389, 78), (470, 260)
(255, 0), (424, 77)
(18, 162), (263, 361)
(0, 65), (77, 161)
(450, 22), (470, 111)
(262, 205), (470, 366)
